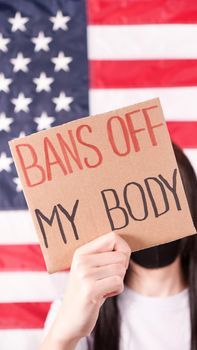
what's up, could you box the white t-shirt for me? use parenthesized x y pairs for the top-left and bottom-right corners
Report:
(43, 285), (191, 350)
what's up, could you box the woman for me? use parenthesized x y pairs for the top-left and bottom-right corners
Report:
(39, 143), (197, 350)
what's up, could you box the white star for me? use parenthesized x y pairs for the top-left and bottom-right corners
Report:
(52, 91), (73, 112)
(13, 177), (23, 192)
(0, 33), (10, 52)
(50, 10), (70, 31)
(33, 72), (54, 92)
(11, 92), (32, 113)
(31, 31), (52, 52)
(0, 113), (13, 132)
(0, 152), (13, 172)
(18, 131), (26, 138)
(34, 112), (55, 131)
(10, 52), (31, 73)
(0, 73), (12, 92)
(8, 12), (29, 32)
(51, 52), (72, 72)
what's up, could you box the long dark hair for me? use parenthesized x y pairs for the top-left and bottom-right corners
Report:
(92, 143), (197, 350)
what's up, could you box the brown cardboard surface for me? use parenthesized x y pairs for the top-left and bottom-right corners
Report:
(9, 98), (196, 273)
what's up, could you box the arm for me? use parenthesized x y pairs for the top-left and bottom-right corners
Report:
(39, 231), (131, 350)
(39, 323), (81, 350)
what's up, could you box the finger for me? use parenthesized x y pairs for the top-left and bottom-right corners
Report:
(103, 291), (119, 298)
(82, 251), (129, 269)
(76, 232), (131, 266)
(88, 263), (127, 281)
(94, 275), (124, 301)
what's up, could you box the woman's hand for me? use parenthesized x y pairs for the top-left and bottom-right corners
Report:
(40, 231), (131, 349)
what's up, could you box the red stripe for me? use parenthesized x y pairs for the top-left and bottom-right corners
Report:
(167, 122), (197, 148)
(0, 245), (70, 271)
(90, 60), (197, 88)
(0, 302), (51, 329)
(87, 0), (197, 24)
(0, 245), (46, 271)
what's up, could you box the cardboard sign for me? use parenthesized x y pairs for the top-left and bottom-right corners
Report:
(9, 98), (196, 273)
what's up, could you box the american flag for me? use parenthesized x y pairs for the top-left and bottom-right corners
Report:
(0, 0), (197, 349)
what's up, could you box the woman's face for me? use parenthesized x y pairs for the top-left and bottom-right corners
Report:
(130, 239), (181, 269)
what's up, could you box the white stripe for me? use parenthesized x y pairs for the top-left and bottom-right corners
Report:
(0, 329), (86, 350)
(0, 149), (196, 245)
(0, 210), (38, 244)
(0, 330), (43, 350)
(89, 87), (197, 120)
(0, 271), (69, 302)
(88, 24), (197, 59)
(184, 149), (197, 175)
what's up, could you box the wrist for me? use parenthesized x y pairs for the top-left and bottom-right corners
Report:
(49, 320), (82, 350)
(49, 329), (80, 350)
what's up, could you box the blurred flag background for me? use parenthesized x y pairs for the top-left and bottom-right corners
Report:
(0, 0), (197, 349)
